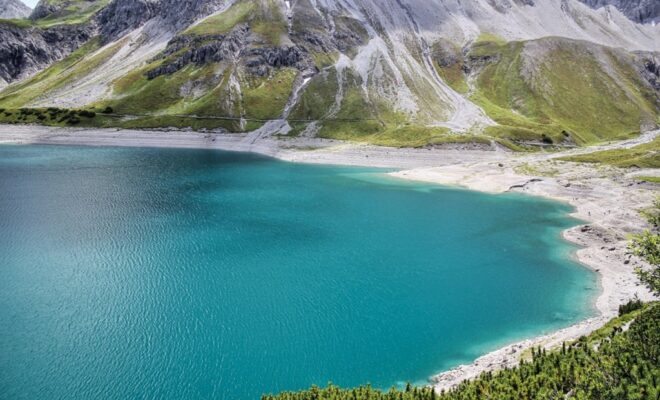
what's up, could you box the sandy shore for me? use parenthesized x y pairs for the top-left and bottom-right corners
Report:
(1, 124), (658, 391)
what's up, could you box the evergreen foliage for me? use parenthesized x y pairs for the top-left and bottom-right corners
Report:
(631, 199), (660, 294)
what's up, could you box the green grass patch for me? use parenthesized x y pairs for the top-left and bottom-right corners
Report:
(559, 136), (660, 168)
(475, 32), (507, 45)
(471, 37), (658, 146)
(182, 0), (286, 45)
(182, 1), (254, 36)
(107, 64), (219, 115)
(241, 68), (297, 119)
(635, 176), (660, 183)
(431, 40), (468, 94)
(0, 18), (34, 28)
(106, 63), (297, 128)
(115, 115), (239, 131)
(316, 122), (492, 148)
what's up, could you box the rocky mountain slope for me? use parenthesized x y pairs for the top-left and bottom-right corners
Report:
(580, 0), (659, 24)
(0, 0), (658, 147)
(0, 0), (30, 19)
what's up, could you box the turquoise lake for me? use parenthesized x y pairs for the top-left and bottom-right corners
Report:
(0, 145), (597, 399)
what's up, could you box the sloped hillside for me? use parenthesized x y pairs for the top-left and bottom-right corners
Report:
(0, 0), (658, 147)
(459, 36), (659, 145)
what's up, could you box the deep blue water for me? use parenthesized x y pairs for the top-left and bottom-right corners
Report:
(0, 145), (597, 399)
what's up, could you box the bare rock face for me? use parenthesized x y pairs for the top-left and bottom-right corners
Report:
(146, 23), (315, 80)
(243, 46), (313, 76)
(156, 0), (226, 29)
(0, 0), (31, 19)
(146, 26), (250, 79)
(97, 0), (160, 41)
(579, 0), (659, 24)
(635, 52), (660, 91)
(0, 22), (94, 84)
(96, 0), (228, 41)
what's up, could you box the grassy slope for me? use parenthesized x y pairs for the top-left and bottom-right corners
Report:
(472, 37), (658, 146)
(288, 65), (474, 148)
(100, 0), (295, 131)
(183, 1), (255, 36)
(431, 40), (468, 94)
(101, 63), (298, 131)
(263, 303), (660, 400)
(183, 0), (287, 45)
(559, 136), (660, 168)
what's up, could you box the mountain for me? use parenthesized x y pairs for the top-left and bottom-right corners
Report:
(0, 0), (658, 147)
(0, 0), (31, 19)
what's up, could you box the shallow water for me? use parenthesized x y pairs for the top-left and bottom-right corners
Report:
(0, 145), (597, 399)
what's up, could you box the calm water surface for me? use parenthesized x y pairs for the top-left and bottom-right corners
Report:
(0, 145), (597, 399)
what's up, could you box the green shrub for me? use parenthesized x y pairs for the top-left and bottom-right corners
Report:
(619, 297), (644, 316)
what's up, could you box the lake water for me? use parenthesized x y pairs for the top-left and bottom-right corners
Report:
(0, 145), (597, 399)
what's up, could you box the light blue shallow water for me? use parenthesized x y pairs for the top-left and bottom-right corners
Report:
(0, 145), (597, 399)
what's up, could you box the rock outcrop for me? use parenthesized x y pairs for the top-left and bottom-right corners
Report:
(146, 27), (248, 79)
(147, 22), (315, 80)
(579, 0), (659, 24)
(96, 0), (160, 41)
(0, 21), (94, 84)
(0, 0), (31, 19)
